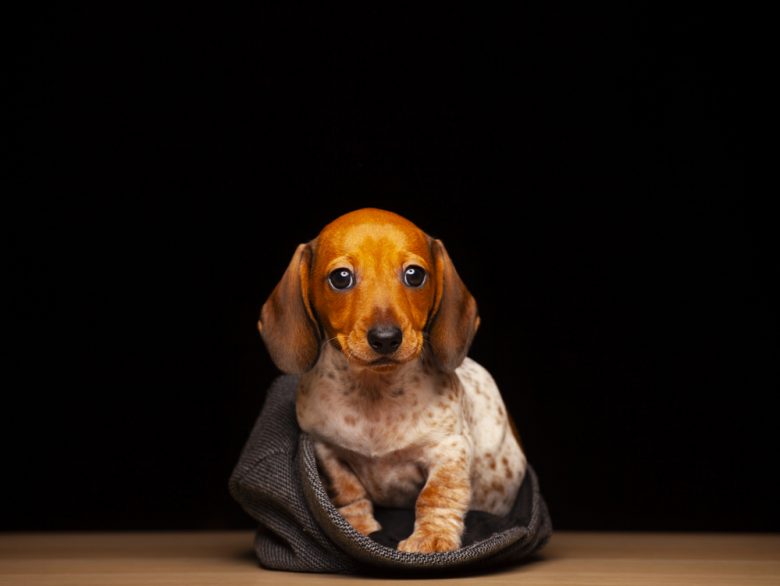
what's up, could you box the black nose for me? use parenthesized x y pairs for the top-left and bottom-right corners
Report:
(367, 326), (403, 355)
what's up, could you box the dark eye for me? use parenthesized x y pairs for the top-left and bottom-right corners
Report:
(403, 265), (426, 288)
(328, 268), (355, 290)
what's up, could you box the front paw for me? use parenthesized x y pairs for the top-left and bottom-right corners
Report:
(338, 500), (382, 536)
(345, 513), (382, 536)
(398, 529), (461, 553)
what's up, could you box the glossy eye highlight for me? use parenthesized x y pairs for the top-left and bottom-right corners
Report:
(402, 265), (426, 288)
(328, 268), (355, 290)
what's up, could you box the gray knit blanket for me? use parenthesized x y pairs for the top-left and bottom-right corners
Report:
(229, 375), (552, 574)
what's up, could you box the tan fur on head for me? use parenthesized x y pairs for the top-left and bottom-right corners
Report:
(258, 209), (479, 374)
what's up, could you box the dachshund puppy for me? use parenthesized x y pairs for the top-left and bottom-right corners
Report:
(259, 208), (526, 553)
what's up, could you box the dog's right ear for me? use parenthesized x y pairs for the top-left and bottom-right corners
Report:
(258, 242), (320, 374)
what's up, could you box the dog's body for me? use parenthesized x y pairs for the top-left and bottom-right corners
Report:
(259, 209), (526, 553)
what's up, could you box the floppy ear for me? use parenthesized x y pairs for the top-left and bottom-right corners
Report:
(258, 243), (320, 374)
(428, 239), (480, 372)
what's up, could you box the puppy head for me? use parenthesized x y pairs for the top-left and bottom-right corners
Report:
(259, 208), (479, 373)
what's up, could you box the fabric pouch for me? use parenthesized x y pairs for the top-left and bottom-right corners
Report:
(229, 375), (552, 574)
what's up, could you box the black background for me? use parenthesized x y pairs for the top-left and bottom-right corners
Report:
(6, 6), (776, 531)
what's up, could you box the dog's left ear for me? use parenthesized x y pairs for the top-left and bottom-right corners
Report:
(428, 239), (480, 372)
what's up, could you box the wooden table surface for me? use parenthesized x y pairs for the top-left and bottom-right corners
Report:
(0, 531), (778, 585)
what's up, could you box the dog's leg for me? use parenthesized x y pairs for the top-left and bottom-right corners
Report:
(398, 445), (471, 553)
(315, 442), (381, 536)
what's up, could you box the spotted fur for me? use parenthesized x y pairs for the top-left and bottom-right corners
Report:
(297, 345), (526, 551)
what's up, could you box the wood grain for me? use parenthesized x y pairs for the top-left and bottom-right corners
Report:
(1, 531), (778, 585)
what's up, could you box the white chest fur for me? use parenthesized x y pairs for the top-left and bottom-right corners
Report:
(296, 345), (462, 459)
